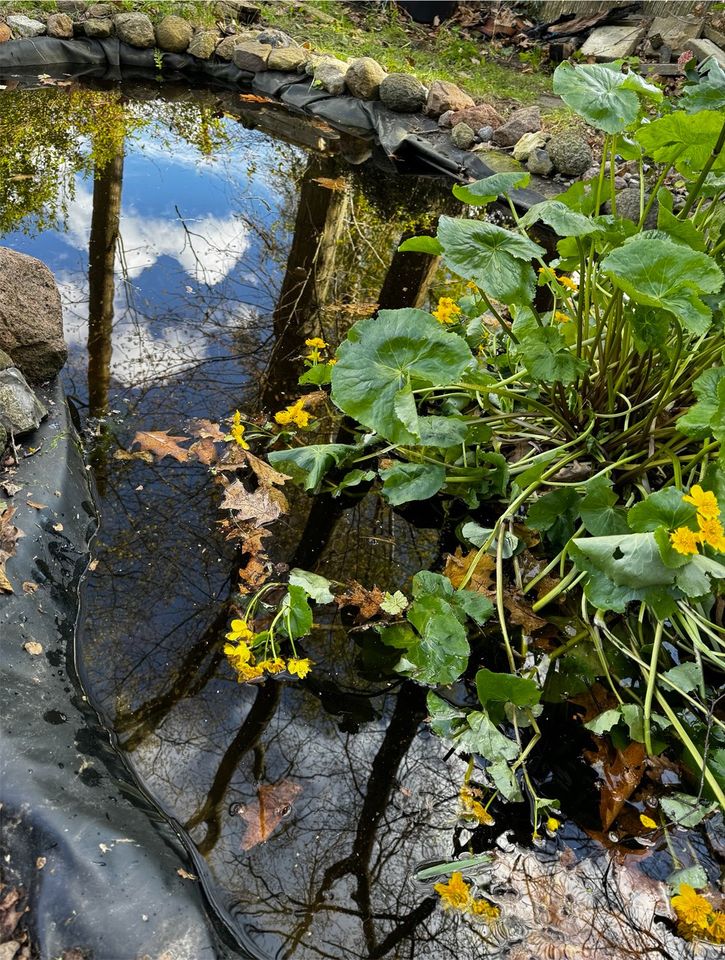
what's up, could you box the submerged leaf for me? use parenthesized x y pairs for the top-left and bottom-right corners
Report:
(131, 429), (191, 462)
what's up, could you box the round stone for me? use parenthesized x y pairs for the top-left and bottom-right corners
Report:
(526, 148), (553, 177)
(379, 73), (427, 113)
(345, 57), (386, 100)
(451, 122), (476, 150)
(155, 15), (193, 53)
(113, 12), (154, 48)
(548, 132), (594, 178)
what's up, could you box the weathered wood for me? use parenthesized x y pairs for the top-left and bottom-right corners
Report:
(530, 1), (711, 19)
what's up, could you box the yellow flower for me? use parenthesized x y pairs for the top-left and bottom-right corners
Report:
(466, 280), (478, 291)
(546, 816), (561, 833)
(224, 640), (252, 667)
(275, 398), (311, 429)
(557, 275), (578, 291)
(538, 265), (556, 278)
(226, 618), (254, 642)
(434, 872), (471, 911)
(639, 814), (658, 830)
(683, 485), (720, 520)
(671, 884), (712, 931)
(706, 911), (725, 944)
(305, 337), (327, 349)
(670, 527), (700, 556)
(288, 657), (312, 679)
(697, 514), (725, 551)
(553, 311), (570, 324)
(460, 786), (494, 825)
(226, 410), (250, 449)
(432, 297), (462, 325)
(470, 897), (500, 920)
(258, 657), (286, 674)
(327, 358), (337, 366)
(235, 661), (265, 683)
(305, 349), (321, 363)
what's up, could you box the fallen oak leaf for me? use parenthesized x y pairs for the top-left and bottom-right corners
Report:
(189, 437), (218, 466)
(584, 738), (647, 831)
(336, 580), (385, 620)
(190, 418), (226, 442)
(131, 430), (191, 463)
(244, 451), (291, 488)
(443, 548), (495, 593)
(238, 780), (302, 851)
(220, 480), (287, 524)
(239, 92), (274, 103)
(0, 506), (23, 594)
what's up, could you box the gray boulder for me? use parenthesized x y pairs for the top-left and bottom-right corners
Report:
(0, 367), (47, 437)
(477, 125), (494, 143)
(492, 106), (541, 147)
(57, 0), (88, 11)
(345, 57), (386, 100)
(188, 29), (218, 60)
(379, 73), (427, 113)
(548, 132), (593, 177)
(451, 122), (475, 150)
(527, 148), (553, 176)
(87, 2), (113, 15)
(113, 12), (154, 48)
(232, 40), (270, 72)
(215, 32), (259, 60)
(214, 0), (261, 21)
(155, 15), (192, 53)
(314, 58), (348, 95)
(257, 28), (292, 47)
(46, 13), (74, 39)
(84, 17), (113, 39)
(425, 79), (474, 117)
(0, 248), (67, 384)
(6, 15), (46, 39)
(512, 130), (550, 163)
(267, 45), (308, 71)
(607, 187), (659, 228)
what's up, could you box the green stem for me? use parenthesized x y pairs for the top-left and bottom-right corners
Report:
(643, 620), (663, 756)
(680, 117), (725, 218)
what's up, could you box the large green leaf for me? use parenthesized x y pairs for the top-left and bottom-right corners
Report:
(452, 172), (531, 206)
(571, 532), (676, 589)
(457, 711), (519, 762)
(627, 488), (696, 532)
(288, 568), (334, 604)
(636, 111), (725, 175)
(427, 692), (466, 738)
(677, 367), (725, 439)
(437, 216), (544, 306)
(681, 58), (725, 113)
(579, 476), (628, 536)
(279, 585), (313, 640)
(331, 310), (473, 444)
(379, 462), (446, 505)
(397, 235), (443, 255)
(391, 596), (471, 686)
(601, 236), (724, 335)
(516, 327), (588, 384)
(527, 488), (580, 531)
(553, 62), (662, 133)
(519, 200), (602, 237)
(268, 443), (358, 491)
(476, 669), (541, 719)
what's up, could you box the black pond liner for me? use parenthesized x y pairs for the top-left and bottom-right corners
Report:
(0, 36), (554, 959)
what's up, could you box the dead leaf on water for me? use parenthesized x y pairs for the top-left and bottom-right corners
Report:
(337, 581), (385, 620)
(243, 451), (291, 488)
(444, 548), (495, 593)
(22, 581), (38, 594)
(1, 482), (22, 497)
(0, 506), (23, 594)
(23, 641), (43, 656)
(52, 523), (64, 533)
(176, 868), (197, 881)
(191, 419), (226, 442)
(113, 448), (154, 464)
(26, 499), (48, 510)
(238, 780), (302, 851)
(585, 738), (647, 831)
(131, 430), (191, 463)
(189, 437), (218, 466)
(219, 480), (287, 524)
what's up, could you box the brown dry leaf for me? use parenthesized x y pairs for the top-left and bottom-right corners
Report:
(237, 527), (273, 594)
(585, 738), (647, 830)
(443, 548), (495, 593)
(0, 506), (23, 594)
(570, 683), (619, 724)
(176, 868), (197, 881)
(503, 593), (547, 634)
(52, 523), (64, 533)
(244, 451), (291, 488)
(36, 857), (46, 870)
(113, 448), (154, 464)
(239, 92), (274, 103)
(22, 581), (38, 594)
(23, 641), (43, 656)
(336, 581), (385, 620)
(217, 444), (248, 471)
(131, 430), (190, 463)
(189, 437), (218, 466)
(26, 499), (48, 510)
(1, 481), (22, 497)
(191, 418), (226, 441)
(312, 176), (348, 191)
(220, 480), (287, 524)
(238, 780), (302, 851)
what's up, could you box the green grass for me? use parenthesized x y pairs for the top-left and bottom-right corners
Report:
(259, 1), (553, 105)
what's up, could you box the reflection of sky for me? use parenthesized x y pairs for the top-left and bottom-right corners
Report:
(2, 111), (300, 402)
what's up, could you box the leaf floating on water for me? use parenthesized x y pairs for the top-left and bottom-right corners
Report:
(585, 738), (647, 830)
(312, 176), (348, 191)
(22, 581), (38, 594)
(243, 451), (291, 488)
(239, 92), (274, 103)
(219, 480), (287, 524)
(190, 418), (226, 442)
(189, 437), (218, 466)
(238, 780), (302, 851)
(443, 548), (495, 593)
(336, 580), (386, 620)
(1, 482), (22, 497)
(131, 430), (191, 463)
(113, 448), (154, 464)
(0, 506), (23, 594)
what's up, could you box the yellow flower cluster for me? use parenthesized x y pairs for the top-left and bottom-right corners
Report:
(546, 816), (561, 833)
(304, 336), (328, 364)
(434, 872), (500, 922)
(226, 410), (249, 450)
(432, 297), (462, 325)
(671, 884), (725, 944)
(223, 619), (313, 683)
(670, 485), (725, 555)
(538, 266), (578, 291)
(553, 311), (570, 324)
(275, 398), (312, 429)
(459, 785), (494, 825)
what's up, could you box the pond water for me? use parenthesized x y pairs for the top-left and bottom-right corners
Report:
(1, 79), (721, 960)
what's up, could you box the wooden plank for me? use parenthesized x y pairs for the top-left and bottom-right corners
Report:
(530, 1), (712, 19)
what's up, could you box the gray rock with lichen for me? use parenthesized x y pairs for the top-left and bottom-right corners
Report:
(155, 15), (193, 53)
(314, 58), (348, 95)
(548, 132), (593, 177)
(113, 12), (154, 48)
(492, 106), (541, 148)
(379, 73), (427, 112)
(0, 367), (47, 437)
(527, 148), (553, 176)
(345, 57), (386, 100)
(6, 15), (46, 38)
(451, 122), (475, 150)
(188, 30), (218, 60)
(84, 17), (113, 38)
(605, 187), (659, 228)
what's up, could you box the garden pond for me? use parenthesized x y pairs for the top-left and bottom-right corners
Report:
(0, 78), (722, 960)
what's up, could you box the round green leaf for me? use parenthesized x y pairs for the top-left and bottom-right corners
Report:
(331, 309), (473, 444)
(553, 62), (661, 134)
(452, 172), (531, 206)
(636, 111), (725, 175)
